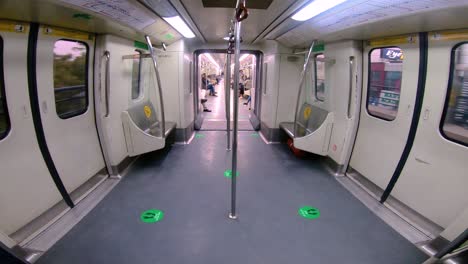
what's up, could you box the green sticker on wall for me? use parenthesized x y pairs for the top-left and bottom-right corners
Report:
(224, 170), (239, 178)
(195, 133), (205, 139)
(73, 13), (92, 20)
(134, 40), (149, 50)
(298, 206), (320, 219)
(140, 209), (164, 223)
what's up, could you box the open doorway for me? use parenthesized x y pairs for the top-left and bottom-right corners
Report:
(194, 50), (262, 131)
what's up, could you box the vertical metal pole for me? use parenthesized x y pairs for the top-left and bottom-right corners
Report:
(229, 20), (242, 220)
(225, 53), (232, 151)
(293, 41), (316, 139)
(224, 53), (231, 150)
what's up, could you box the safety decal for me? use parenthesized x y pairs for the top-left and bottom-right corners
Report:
(144, 105), (152, 118)
(140, 209), (164, 223)
(303, 106), (312, 120)
(298, 206), (320, 220)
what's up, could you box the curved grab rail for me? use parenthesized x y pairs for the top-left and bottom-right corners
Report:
(293, 40), (317, 138)
(144, 35), (166, 139)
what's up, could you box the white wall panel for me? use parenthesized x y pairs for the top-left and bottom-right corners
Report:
(100, 35), (134, 166)
(275, 55), (303, 126)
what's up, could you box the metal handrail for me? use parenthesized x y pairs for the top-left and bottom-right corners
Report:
(96, 50), (117, 178)
(347, 56), (355, 119)
(103, 51), (110, 117)
(293, 40), (316, 139)
(145, 35), (166, 139)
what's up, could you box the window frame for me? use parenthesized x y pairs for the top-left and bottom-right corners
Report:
(314, 53), (325, 102)
(439, 41), (468, 147)
(0, 36), (11, 140)
(366, 46), (403, 122)
(131, 49), (143, 100)
(53, 38), (90, 119)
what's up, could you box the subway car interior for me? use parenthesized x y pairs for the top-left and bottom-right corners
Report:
(1, 0), (468, 263)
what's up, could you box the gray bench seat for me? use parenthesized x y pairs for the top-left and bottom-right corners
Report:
(122, 101), (176, 157)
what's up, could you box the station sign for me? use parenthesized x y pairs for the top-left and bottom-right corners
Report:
(381, 48), (403, 61)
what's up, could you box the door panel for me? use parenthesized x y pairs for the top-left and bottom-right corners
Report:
(36, 26), (104, 195)
(391, 31), (468, 228)
(0, 22), (62, 235)
(349, 35), (420, 190)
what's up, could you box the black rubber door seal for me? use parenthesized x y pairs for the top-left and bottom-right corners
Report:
(380, 32), (429, 203)
(27, 23), (74, 208)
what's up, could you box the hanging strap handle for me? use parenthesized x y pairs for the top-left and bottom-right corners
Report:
(235, 3), (249, 22)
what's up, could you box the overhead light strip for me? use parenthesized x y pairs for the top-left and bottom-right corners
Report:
(163, 16), (195, 38)
(203, 53), (220, 69)
(291, 0), (348, 21)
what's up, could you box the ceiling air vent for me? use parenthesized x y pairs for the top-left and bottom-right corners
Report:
(202, 0), (273, 10)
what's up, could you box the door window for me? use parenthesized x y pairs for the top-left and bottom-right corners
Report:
(441, 43), (468, 146)
(367, 47), (404, 121)
(314, 54), (325, 101)
(53, 39), (88, 119)
(131, 50), (142, 100)
(0, 36), (10, 139)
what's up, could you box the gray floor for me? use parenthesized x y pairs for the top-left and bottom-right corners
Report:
(37, 132), (427, 264)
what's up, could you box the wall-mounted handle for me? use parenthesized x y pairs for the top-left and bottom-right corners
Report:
(103, 51), (110, 117)
(347, 56), (355, 119)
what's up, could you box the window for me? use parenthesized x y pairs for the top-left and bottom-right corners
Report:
(131, 50), (142, 99)
(367, 47), (403, 121)
(53, 39), (88, 119)
(314, 54), (325, 101)
(440, 43), (468, 146)
(0, 36), (10, 139)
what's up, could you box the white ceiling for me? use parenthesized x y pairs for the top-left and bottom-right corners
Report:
(174, 0), (468, 48)
(275, 0), (468, 48)
(179, 0), (297, 43)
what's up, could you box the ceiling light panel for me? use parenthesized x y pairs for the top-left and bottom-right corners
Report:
(292, 0), (349, 21)
(163, 16), (195, 38)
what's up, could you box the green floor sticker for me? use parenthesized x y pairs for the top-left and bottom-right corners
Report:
(298, 206), (320, 219)
(195, 134), (205, 139)
(140, 209), (164, 223)
(224, 170), (239, 178)
(251, 133), (259, 137)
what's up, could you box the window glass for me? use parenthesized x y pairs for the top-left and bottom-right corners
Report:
(131, 51), (142, 99)
(0, 36), (10, 139)
(53, 40), (88, 119)
(367, 47), (403, 121)
(315, 54), (325, 101)
(441, 43), (468, 146)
